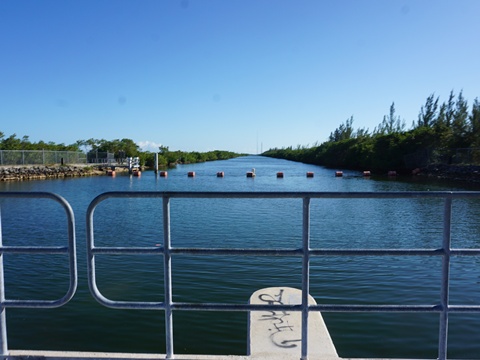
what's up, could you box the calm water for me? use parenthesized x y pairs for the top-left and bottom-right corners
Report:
(0, 156), (479, 358)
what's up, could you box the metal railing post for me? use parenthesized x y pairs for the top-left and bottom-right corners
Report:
(301, 196), (311, 360)
(438, 196), (452, 360)
(0, 207), (8, 357)
(163, 196), (174, 359)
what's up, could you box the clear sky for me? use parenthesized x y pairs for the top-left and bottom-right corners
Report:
(1, 0), (479, 154)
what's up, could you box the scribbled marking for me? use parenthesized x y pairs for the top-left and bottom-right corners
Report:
(258, 289), (301, 348)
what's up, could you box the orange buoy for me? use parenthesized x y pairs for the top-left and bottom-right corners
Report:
(335, 171), (343, 177)
(188, 171), (195, 177)
(388, 170), (397, 177)
(132, 169), (141, 176)
(246, 171), (255, 178)
(217, 171), (224, 177)
(106, 170), (115, 176)
(276, 172), (284, 178)
(160, 171), (168, 177)
(363, 170), (371, 177)
(306, 172), (314, 178)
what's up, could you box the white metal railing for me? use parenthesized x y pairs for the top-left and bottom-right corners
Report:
(86, 191), (480, 360)
(0, 192), (77, 356)
(2, 191), (480, 359)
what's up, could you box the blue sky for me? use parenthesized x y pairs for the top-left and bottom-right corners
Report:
(1, 0), (479, 154)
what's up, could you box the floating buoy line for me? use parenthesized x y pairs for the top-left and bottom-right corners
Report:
(107, 169), (395, 179)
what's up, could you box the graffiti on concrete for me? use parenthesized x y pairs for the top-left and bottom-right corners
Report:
(258, 289), (301, 349)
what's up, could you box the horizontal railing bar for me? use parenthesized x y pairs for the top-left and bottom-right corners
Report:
(67, 299), (480, 313)
(309, 249), (445, 256)
(90, 190), (480, 201)
(91, 247), (303, 256)
(92, 247), (163, 255)
(451, 249), (480, 255)
(3, 298), (76, 308)
(1, 246), (69, 254)
(84, 301), (448, 313)
(91, 247), (456, 257)
(448, 305), (480, 312)
(182, 304), (480, 313)
(94, 301), (165, 310)
(170, 303), (443, 313)
(93, 301), (451, 313)
(172, 303), (304, 311)
(310, 304), (442, 312)
(172, 248), (301, 256)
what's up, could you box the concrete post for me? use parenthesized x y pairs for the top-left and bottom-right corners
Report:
(248, 287), (338, 359)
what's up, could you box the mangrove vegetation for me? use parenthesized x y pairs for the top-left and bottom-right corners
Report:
(263, 91), (480, 173)
(0, 133), (244, 168)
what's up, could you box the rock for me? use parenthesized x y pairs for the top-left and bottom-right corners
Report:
(417, 164), (480, 184)
(0, 165), (104, 182)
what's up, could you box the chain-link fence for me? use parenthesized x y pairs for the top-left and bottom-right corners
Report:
(0, 150), (86, 166)
(86, 151), (115, 164)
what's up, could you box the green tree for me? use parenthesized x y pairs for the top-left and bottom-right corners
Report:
(84, 138), (140, 158)
(1, 134), (22, 149)
(158, 145), (169, 154)
(375, 102), (405, 135)
(450, 90), (469, 148)
(329, 116), (355, 141)
(417, 93), (439, 128)
(445, 90), (456, 127)
(469, 98), (480, 147)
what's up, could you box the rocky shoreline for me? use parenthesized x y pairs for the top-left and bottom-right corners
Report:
(416, 164), (480, 184)
(0, 165), (125, 181)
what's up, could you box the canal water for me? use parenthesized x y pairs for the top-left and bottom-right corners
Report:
(0, 155), (479, 358)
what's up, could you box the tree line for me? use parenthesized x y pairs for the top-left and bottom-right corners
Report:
(155, 146), (242, 167)
(0, 132), (80, 151)
(0, 133), (244, 167)
(263, 91), (480, 173)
